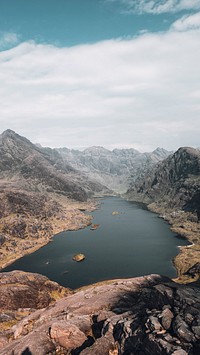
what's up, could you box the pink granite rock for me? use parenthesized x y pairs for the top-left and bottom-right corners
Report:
(50, 321), (87, 349)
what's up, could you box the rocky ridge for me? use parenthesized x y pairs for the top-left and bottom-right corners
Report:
(0, 272), (199, 354)
(0, 129), (109, 200)
(125, 147), (200, 283)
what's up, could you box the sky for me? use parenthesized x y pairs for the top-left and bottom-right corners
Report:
(0, 0), (200, 152)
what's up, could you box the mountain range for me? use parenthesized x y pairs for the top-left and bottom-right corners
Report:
(56, 145), (171, 193)
(0, 129), (199, 278)
(0, 129), (200, 354)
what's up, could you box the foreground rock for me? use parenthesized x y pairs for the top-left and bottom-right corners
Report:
(0, 271), (70, 338)
(0, 273), (199, 354)
(0, 270), (70, 310)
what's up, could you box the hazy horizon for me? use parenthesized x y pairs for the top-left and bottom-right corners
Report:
(2, 127), (200, 154)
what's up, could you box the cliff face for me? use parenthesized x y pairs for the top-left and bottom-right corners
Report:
(126, 147), (200, 217)
(57, 146), (171, 193)
(0, 272), (199, 354)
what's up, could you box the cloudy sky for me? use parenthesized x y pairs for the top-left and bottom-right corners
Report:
(0, 0), (200, 151)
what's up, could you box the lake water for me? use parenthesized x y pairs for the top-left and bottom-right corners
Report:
(3, 197), (188, 289)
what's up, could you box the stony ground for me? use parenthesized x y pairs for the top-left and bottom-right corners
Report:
(0, 273), (199, 354)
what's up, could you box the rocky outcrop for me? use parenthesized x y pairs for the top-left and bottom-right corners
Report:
(0, 270), (70, 344)
(0, 273), (199, 354)
(0, 270), (70, 310)
(125, 147), (200, 283)
(57, 146), (171, 193)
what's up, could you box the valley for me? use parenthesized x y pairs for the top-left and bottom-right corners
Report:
(0, 130), (199, 284)
(0, 129), (199, 354)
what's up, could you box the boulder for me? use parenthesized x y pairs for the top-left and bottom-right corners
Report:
(50, 321), (87, 349)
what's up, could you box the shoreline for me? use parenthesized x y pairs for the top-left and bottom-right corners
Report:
(146, 202), (200, 284)
(124, 195), (199, 284)
(1, 194), (199, 285)
(0, 196), (98, 271)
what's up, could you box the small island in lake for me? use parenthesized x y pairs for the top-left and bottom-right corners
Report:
(72, 253), (86, 262)
(90, 223), (100, 230)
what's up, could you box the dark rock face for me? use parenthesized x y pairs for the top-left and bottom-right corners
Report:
(184, 263), (200, 278)
(0, 274), (199, 354)
(126, 147), (200, 217)
(125, 147), (200, 283)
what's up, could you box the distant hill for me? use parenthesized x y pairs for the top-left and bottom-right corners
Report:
(0, 129), (109, 201)
(57, 145), (172, 193)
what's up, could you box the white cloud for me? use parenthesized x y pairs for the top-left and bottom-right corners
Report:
(0, 32), (20, 49)
(0, 27), (199, 151)
(111, 0), (200, 14)
(171, 11), (200, 30)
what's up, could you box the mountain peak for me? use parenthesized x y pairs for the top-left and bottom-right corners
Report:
(176, 146), (200, 157)
(152, 147), (172, 156)
(1, 129), (17, 137)
(83, 146), (110, 154)
(0, 129), (39, 153)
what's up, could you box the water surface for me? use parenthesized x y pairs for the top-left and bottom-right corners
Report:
(3, 197), (188, 289)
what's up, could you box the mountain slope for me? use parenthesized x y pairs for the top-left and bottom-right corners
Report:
(57, 145), (171, 193)
(125, 147), (200, 282)
(0, 129), (109, 201)
(0, 129), (109, 269)
(126, 147), (200, 216)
